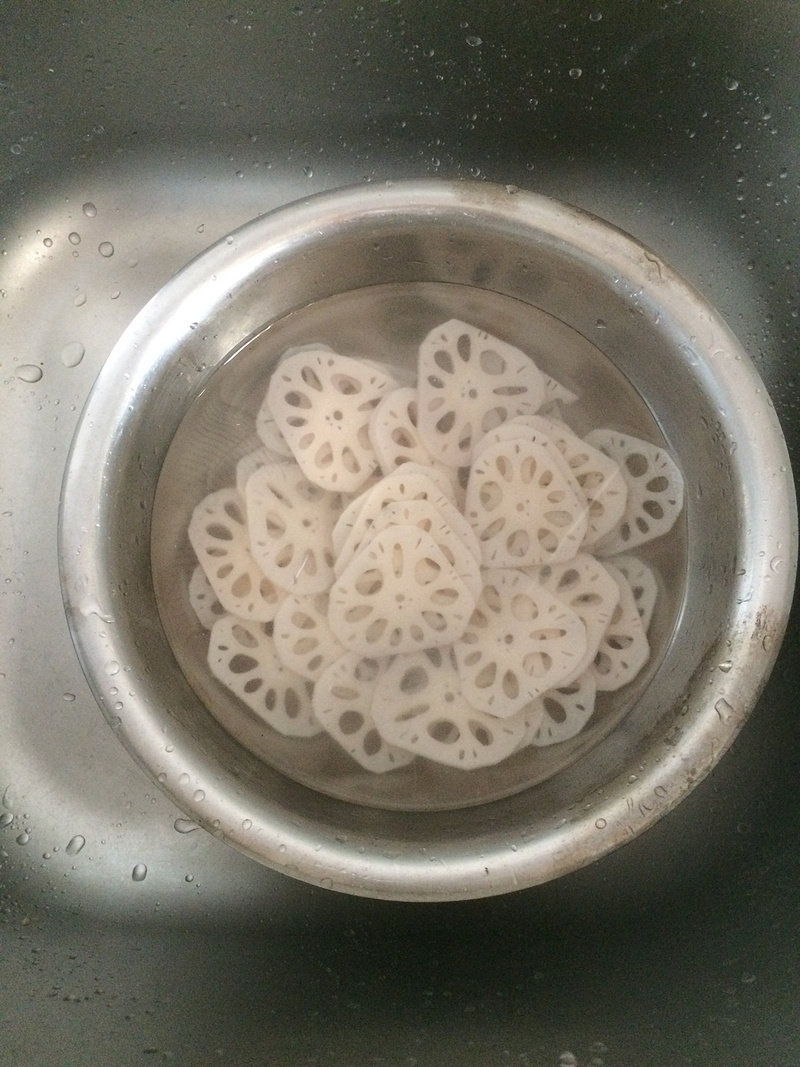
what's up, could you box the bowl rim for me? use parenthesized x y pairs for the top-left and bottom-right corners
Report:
(58, 180), (798, 900)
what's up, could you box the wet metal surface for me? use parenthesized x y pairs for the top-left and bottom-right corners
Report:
(1, 2), (799, 1064)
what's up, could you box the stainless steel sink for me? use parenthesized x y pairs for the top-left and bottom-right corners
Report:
(2, 2), (798, 1063)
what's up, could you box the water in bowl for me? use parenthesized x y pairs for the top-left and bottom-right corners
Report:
(151, 281), (686, 811)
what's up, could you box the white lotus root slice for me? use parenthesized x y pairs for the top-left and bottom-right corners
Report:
(584, 429), (685, 554)
(335, 497), (482, 601)
(372, 646), (525, 769)
(608, 553), (659, 631)
(542, 373), (578, 408)
(529, 554), (621, 684)
(591, 562), (651, 691)
(368, 386), (437, 474)
(328, 525), (476, 656)
(265, 347), (398, 492)
(188, 564), (227, 630)
(454, 568), (587, 717)
(333, 464), (460, 572)
(255, 402), (294, 458)
(188, 488), (287, 622)
(245, 462), (339, 595)
(465, 437), (589, 567)
(527, 670), (598, 747)
(235, 445), (288, 497)
(313, 652), (415, 772)
(510, 415), (628, 547)
(208, 616), (320, 737)
(416, 319), (547, 466)
(273, 593), (345, 681)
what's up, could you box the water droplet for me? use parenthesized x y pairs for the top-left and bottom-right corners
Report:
(63, 692), (76, 702)
(74, 291), (87, 307)
(595, 318), (607, 329)
(0, 812), (13, 829)
(173, 818), (200, 834)
(16, 831), (30, 846)
(16, 364), (43, 383)
(769, 556), (784, 573)
(131, 863), (148, 881)
(104, 660), (120, 677)
(717, 660), (733, 673)
(196, 223), (205, 233)
(184, 873), (194, 883)
(79, 598), (112, 623)
(98, 241), (114, 258)
(303, 165), (314, 178)
(241, 818), (253, 831)
(10, 143), (22, 155)
(465, 35), (482, 47)
(594, 817), (607, 829)
(68, 231), (81, 245)
(569, 67), (583, 79)
(714, 697), (733, 721)
(82, 202), (97, 218)
(42, 850), (52, 859)
(192, 789), (205, 803)
(60, 341), (85, 368)
(43, 236), (53, 248)
(278, 843), (287, 854)
(589, 10), (603, 21)
(725, 77), (740, 91)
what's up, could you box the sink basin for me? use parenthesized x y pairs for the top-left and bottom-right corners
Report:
(2, 2), (798, 1063)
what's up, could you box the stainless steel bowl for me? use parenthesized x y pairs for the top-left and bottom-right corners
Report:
(59, 181), (796, 900)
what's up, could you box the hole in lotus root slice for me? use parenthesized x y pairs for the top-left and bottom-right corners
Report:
(336, 497), (482, 601)
(507, 415), (629, 547)
(328, 525), (476, 656)
(465, 437), (588, 567)
(527, 670), (598, 747)
(265, 347), (398, 492)
(313, 651), (415, 772)
(188, 564), (227, 630)
(453, 568), (587, 717)
(273, 592), (345, 680)
(417, 319), (547, 467)
(188, 487), (287, 622)
(527, 553), (621, 684)
(208, 615), (321, 737)
(371, 646), (525, 769)
(607, 553), (659, 631)
(590, 562), (651, 691)
(245, 462), (340, 595)
(333, 463), (462, 575)
(584, 429), (685, 555)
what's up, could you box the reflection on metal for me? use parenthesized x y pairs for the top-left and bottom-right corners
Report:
(58, 181), (796, 900)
